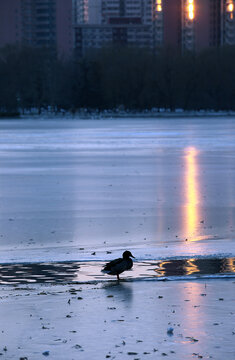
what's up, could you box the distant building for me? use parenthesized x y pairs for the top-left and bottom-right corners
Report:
(74, 23), (155, 56)
(74, 0), (160, 55)
(162, 0), (182, 49)
(1, 0), (235, 56)
(162, 0), (223, 52)
(222, 0), (235, 45)
(0, 0), (22, 48)
(74, 0), (235, 55)
(73, 0), (102, 24)
(101, 0), (153, 25)
(0, 0), (73, 57)
(194, 0), (222, 51)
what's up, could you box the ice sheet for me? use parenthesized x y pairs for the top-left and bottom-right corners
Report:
(0, 279), (234, 359)
(0, 117), (235, 263)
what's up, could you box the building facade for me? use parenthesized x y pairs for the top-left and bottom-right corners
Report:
(222, 0), (235, 44)
(0, 0), (22, 48)
(1, 0), (235, 56)
(74, 23), (155, 56)
(0, 0), (73, 57)
(74, 0), (160, 55)
(73, 0), (102, 24)
(166, 0), (235, 51)
(74, 0), (235, 55)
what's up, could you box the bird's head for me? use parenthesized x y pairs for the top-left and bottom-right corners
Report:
(122, 250), (135, 259)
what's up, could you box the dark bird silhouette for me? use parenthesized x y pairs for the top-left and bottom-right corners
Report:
(101, 251), (135, 280)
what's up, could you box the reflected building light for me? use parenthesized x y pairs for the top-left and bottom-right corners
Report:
(154, 258), (235, 277)
(187, 0), (195, 20)
(182, 0), (195, 51)
(156, 260), (171, 276)
(227, 0), (234, 19)
(225, 258), (235, 272)
(155, 259), (199, 276)
(184, 147), (199, 241)
(156, 0), (162, 12)
(185, 259), (199, 275)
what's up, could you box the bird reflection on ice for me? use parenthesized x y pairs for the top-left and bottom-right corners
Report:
(102, 281), (133, 303)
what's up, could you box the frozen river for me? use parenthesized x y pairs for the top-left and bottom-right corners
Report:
(0, 116), (235, 264)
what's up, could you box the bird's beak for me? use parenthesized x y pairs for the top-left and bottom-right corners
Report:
(130, 253), (135, 258)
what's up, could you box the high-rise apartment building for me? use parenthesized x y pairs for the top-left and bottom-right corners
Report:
(194, 0), (221, 51)
(162, 0), (182, 48)
(161, 0), (233, 51)
(222, 0), (235, 44)
(101, 0), (153, 24)
(74, 0), (159, 55)
(1, 0), (235, 56)
(0, 0), (73, 56)
(75, 0), (232, 55)
(73, 0), (102, 24)
(0, 0), (22, 47)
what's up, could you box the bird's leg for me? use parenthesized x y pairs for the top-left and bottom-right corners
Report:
(117, 274), (120, 281)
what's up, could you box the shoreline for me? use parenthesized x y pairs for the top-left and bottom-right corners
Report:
(0, 257), (234, 285)
(2, 110), (235, 120)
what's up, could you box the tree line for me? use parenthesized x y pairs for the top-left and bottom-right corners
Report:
(1, 44), (235, 115)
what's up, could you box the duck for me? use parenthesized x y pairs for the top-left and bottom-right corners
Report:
(101, 251), (135, 280)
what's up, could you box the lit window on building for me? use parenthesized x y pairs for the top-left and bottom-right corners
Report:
(226, 0), (234, 19)
(156, 0), (162, 12)
(187, 0), (194, 20)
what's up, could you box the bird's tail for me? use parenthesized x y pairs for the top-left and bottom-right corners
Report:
(101, 268), (109, 274)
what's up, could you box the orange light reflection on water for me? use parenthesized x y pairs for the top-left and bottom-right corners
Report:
(179, 281), (207, 340)
(184, 147), (200, 241)
(185, 259), (199, 275)
(225, 257), (235, 272)
(155, 258), (200, 276)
